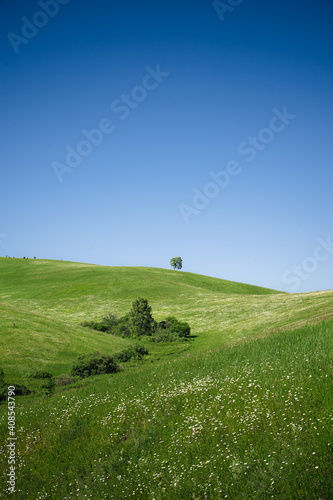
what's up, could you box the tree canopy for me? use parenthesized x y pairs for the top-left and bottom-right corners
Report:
(128, 297), (155, 337)
(170, 257), (182, 270)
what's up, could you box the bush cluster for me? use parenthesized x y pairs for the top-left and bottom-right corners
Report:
(28, 370), (55, 395)
(82, 313), (131, 337)
(71, 345), (149, 379)
(30, 370), (53, 379)
(71, 352), (118, 378)
(0, 368), (31, 402)
(113, 344), (149, 363)
(152, 316), (191, 342)
(81, 298), (191, 342)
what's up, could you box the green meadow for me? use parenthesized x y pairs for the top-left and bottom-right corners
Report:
(0, 257), (332, 499)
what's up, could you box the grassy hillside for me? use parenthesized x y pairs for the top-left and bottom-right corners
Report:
(0, 320), (332, 499)
(0, 258), (332, 379)
(0, 258), (332, 499)
(0, 302), (131, 380)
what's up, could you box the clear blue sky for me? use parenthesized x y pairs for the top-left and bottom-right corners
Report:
(1, 0), (332, 293)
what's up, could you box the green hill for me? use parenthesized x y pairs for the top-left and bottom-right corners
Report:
(0, 258), (332, 499)
(0, 258), (332, 378)
(0, 257), (332, 378)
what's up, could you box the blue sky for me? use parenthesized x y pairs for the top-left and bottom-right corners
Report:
(1, 0), (332, 293)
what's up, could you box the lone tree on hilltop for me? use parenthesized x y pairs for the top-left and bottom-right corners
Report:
(128, 297), (155, 337)
(170, 257), (182, 270)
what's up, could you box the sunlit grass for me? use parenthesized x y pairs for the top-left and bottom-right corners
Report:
(1, 320), (332, 499)
(0, 258), (332, 498)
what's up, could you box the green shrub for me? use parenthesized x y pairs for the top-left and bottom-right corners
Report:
(30, 370), (53, 379)
(0, 369), (31, 401)
(113, 344), (149, 363)
(2, 384), (31, 398)
(152, 317), (191, 341)
(41, 378), (55, 396)
(134, 344), (149, 356)
(165, 316), (191, 338)
(111, 314), (131, 337)
(113, 348), (134, 363)
(71, 352), (118, 378)
(101, 313), (119, 329)
(81, 313), (131, 337)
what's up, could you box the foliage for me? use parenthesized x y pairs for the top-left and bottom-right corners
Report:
(164, 316), (191, 337)
(0, 368), (31, 402)
(82, 313), (131, 337)
(128, 297), (155, 337)
(71, 352), (118, 378)
(0, 384), (31, 402)
(82, 300), (191, 343)
(111, 314), (131, 337)
(40, 377), (55, 396)
(151, 316), (191, 342)
(12, 384), (31, 396)
(30, 370), (53, 379)
(113, 344), (149, 363)
(170, 256), (182, 270)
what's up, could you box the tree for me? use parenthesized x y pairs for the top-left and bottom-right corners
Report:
(170, 257), (182, 270)
(128, 297), (155, 337)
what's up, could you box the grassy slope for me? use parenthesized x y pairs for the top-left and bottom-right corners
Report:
(0, 258), (333, 499)
(0, 258), (332, 379)
(0, 320), (332, 499)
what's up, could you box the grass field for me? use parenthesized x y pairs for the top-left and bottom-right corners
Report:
(0, 258), (332, 499)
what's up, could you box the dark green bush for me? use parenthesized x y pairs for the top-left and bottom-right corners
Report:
(81, 320), (108, 332)
(71, 352), (118, 378)
(0, 369), (31, 402)
(113, 344), (149, 362)
(14, 384), (31, 396)
(134, 344), (149, 356)
(41, 378), (55, 396)
(81, 313), (131, 337)
(113, 348), (134, 363)
(152, 316), (191, 341)
(111, 314), (131, 337)
(165, 316), (191, 338)
(0, 384), (31, 400)
(30, 370), (53, 379)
